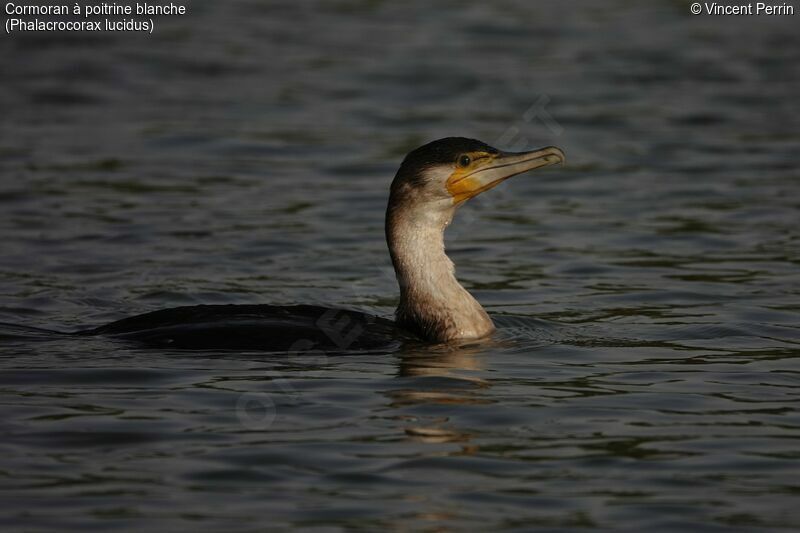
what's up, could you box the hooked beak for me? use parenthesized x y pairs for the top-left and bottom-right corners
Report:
(447, 146), (565, 205)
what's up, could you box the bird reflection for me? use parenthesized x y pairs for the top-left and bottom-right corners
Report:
(390, 340), (501, 446)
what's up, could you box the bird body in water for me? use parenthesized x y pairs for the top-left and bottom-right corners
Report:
(9, 138), (564, 351)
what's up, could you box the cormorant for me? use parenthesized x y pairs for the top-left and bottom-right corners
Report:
(25, 138), (565, 351)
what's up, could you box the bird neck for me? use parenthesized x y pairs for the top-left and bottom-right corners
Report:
(385, 197), (494, 342)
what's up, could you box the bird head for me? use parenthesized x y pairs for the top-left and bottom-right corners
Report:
(389, 137), (565, 209)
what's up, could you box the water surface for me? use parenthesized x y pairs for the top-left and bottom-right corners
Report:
(1, 1), (799, 530)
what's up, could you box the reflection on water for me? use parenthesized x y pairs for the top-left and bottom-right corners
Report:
(396, 344), (490, 443)
(1, 0), (799, 530)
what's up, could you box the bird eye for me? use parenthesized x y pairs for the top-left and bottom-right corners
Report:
(458, 155), (471, 167)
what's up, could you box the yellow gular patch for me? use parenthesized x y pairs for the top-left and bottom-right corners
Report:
(446, 152), (499, 205)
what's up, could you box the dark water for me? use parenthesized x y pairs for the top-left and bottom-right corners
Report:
(2, 0), (799, 530)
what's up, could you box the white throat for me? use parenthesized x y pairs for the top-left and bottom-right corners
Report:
(386, 197), (494, 342)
